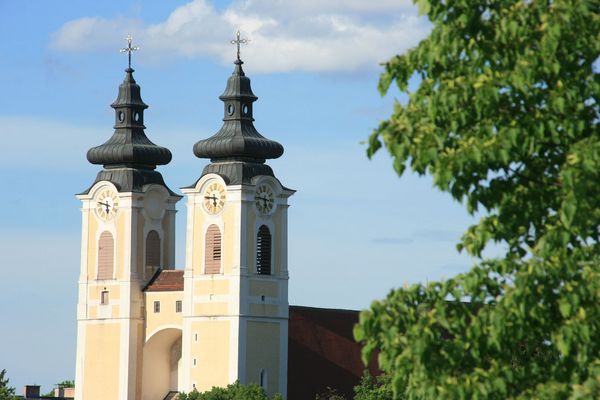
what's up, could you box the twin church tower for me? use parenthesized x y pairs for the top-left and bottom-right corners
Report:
(74, 37), (294, 400)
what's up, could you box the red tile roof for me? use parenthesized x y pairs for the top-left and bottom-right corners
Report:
(288, 306), (379, 400)
(143, 269), (184, 292)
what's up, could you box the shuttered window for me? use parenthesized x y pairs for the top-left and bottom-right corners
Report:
(205, 225), (222, 274)
(97, 231), (114, 280)
(256, 225), (271, 275)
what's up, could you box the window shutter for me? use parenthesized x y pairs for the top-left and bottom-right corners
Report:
(205, 225), (222, 274)
(97, 232), (114, 280)
(256, 225), (271, 275)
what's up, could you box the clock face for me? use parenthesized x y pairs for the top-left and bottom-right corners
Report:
(255, 184), (275, 215)
(203, 182), (226, 214)
(95, 190), (119, 221)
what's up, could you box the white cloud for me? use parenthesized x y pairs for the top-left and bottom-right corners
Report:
(50, 0), (430, 73)
(50, 17), (143, 52)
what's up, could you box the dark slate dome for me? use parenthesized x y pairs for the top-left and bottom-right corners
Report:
(81, 66), (177, 195)
(193, 60), (284, 163)
(87, 68), (172, 168)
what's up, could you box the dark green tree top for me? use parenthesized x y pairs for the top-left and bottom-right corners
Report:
(355, 0), (600, 399)
(0, 369), (16, 400)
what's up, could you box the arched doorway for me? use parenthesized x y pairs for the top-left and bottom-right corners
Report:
(142, 328), (182, 400)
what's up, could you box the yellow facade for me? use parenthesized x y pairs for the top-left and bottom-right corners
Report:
(190, 320), (231, 392)
(83, 323), (121, 399)
(180, 174), (293, 397)
(246, 321), (281, 397)
(195, 279), (230, 295)
(75, 182), (181, 400)
(145, 291), (183, 340)
(248, 304), (280, 317)
(77, 172), (293, 399)
(249, 280), (279, 298)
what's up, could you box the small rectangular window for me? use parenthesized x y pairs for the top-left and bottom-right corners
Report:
(101, 291), (109, 305)
(260, 369), (267, 389)
(176, 300), (182, 313)
(194, 333), (198, 343)
(154, 301), (160, 313)
(193, 358), (197, 367)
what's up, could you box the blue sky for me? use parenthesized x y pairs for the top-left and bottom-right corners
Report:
(0, 0), (483, 392)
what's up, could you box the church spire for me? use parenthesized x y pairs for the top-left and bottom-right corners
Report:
(192, 33), (283, 184)
(83, 36), (174, 194)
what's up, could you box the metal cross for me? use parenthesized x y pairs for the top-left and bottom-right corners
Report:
(120, 34), (139, 69)
(230, 30), (248, 61)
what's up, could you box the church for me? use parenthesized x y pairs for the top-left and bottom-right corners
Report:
(73, 37), (375, 400)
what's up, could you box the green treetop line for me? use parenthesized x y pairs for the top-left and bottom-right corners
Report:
(0, 369), (16, 400)
(355, 0), (600, 399)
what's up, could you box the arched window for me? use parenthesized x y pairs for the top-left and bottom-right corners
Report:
(97, 231), (114, 280)
(146, 230), (161, 278)
(256, 225), (271, 275)
(205, 224), (222, 274)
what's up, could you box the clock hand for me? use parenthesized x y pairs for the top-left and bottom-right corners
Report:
(204, 195), (219, 207)
(98, 201), (111, 213)
(258, 195), (272, 207)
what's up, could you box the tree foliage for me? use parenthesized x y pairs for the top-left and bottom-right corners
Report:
(178, 382), (282, 400)
(315, 387), (347, 400)
(56, 380), (74, 389)
(42, 380), (75, 397)
(353, 372), (395, 400)
(355, 0), (600, 399)
(0, 370), (16, 400)
(311, 372), (394, 400)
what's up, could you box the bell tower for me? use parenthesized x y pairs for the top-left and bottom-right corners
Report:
(74, 39), (181, 400)
(181, 51), (294, 397)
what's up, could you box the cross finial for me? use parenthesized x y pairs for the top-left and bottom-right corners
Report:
(120, 34), (139, 69)
(230, 30), (249, 61)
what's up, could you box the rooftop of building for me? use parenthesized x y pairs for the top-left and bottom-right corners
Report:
(143, 269), (185, 292)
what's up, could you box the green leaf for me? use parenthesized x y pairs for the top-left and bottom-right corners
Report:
(393, 157), (406, 176)
(559, 300), (571, 318)
(560, 199), (577, 229)
(417, 0), (430, 16)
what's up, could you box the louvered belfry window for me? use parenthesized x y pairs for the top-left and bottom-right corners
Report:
(256, 225), (272, 275)
(146, 230), (161, 269)
(97, 231), (114, 280)
(205, 224), (222, 274)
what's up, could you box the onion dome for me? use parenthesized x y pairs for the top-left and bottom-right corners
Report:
(194, 59), (283, 162)
(192, 59), (284, 184)
(87, 68), (172, 168)
(81, 66), (176, 195)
